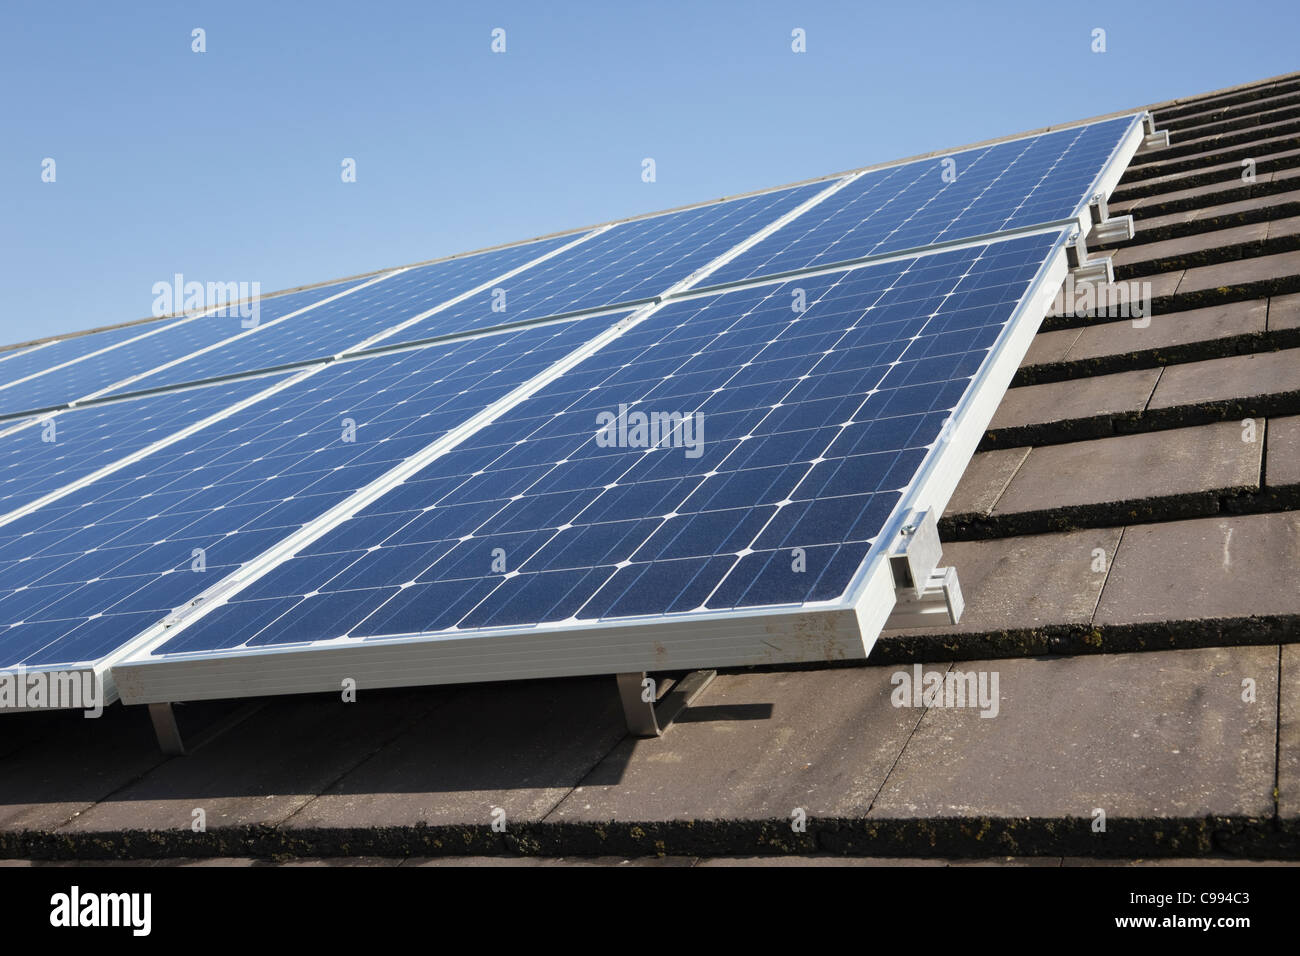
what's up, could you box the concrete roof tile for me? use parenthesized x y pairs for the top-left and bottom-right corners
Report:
(992, 421), (1261, 516)
(547, 669), (920, 822)
(1049, 271), (1183, 318)
(1060, 300), (1266, 363)
(281, 677), (627, 829)
(1268, 213), (1300, 238)
(882, 529), (1121, 636)
(1095, 512), (1300, 624)
(1136, 189), (1300, 232)
(989, 369), (1160, 431)
(1265, 414), (1300, 487)
(60, 690), (445, 834)
(945, 446), (1030, 518)
(1020, 327), (1081, 367)
(868, 646), (1278, 820)
(1175, 248), (1300, 294)
(0, 702), (238, 832)
(1148, 348), (1300, 409)
(1279, 644), (1300, 819)
(1110, 221), (1271, 270)
(1270, 291), (1300, 329)
(1127, 145), (1300, 193)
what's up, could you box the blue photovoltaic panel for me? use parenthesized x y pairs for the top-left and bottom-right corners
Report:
(146, 231), (1060, 656)
(705, 117), (1133, 287)
(0, 322), (171, 391)
(0, 282), (364, 419)
(104, 233), (580, 398)
(0, 375), (288, 518)
(372, 182), (829, 349)
(0, 313), (616, 669)
(0, 343), (53, 367)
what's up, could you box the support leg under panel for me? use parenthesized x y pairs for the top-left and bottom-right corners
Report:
(148, 702), (186, 756)
(617, 669), (716, 737)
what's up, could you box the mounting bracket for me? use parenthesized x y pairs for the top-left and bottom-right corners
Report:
(1137, 114), (1171, 154)
(1090, 215), (1135, 246)
(616, 669), (716, 737)
(1066, 230), (1114, 285)
(1085, 194), (1136, 246)
(884, 510), (963, 628)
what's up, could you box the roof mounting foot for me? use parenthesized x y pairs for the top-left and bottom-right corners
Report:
(616, 669), (716, 737)
(1090, 215), (1135, 246)
(1066, 230), (1114, 285)
(148, 702), (186, 756)
(1085, 194), (1136, 246)
(1137, 113), (1170, 154)
(885, 510), (963, 628)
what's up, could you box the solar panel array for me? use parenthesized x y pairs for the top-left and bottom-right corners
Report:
(703, 116), (1133, 287)
(0, 113), (1142, 705)
(0, 315), (613, 670)
(152, 232), (1056, 653)
(0, 284), (355, 418)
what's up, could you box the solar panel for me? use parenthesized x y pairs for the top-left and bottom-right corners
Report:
(365, 182), (831, 350)
(0, 313), (616, 671)
(136, 230), (1060, 658)
(0, 341), (56, 367)
(0, 282), (363, 419)
(703, 116), (1137, 287)
(0, 375), (291, 518)
(0, 321), (172, 396)
(76, 183), (823, 410)
(100, 233), (583, 399)
(0, 111), (1150, 720)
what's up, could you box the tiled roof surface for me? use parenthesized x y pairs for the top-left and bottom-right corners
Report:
(2, 72), (1299, 865)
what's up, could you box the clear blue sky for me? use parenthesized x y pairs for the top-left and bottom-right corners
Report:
(2, 0), (1296, 344)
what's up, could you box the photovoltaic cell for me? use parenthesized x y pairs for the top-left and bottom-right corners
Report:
(0, 375), (289, 518)
(105, 233), (580, 398)
(0, 312), (616, 669)
(0, 282), (364, 419)
(704, 117), (1132, 287)
(371, 182), (829, 349)
(145, 231), (1059, 656)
